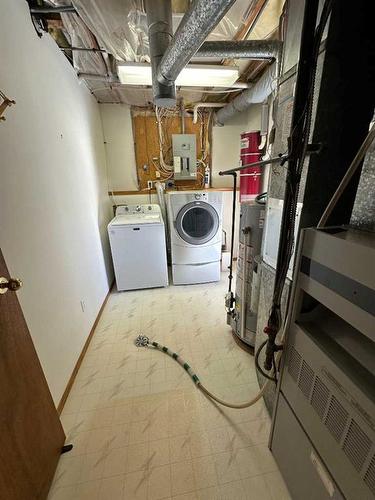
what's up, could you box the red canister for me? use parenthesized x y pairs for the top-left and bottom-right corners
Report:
(240, 131), (261, 202)
(240, 131), (260, 153)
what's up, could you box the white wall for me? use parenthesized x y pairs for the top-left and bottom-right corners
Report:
(99, 103), (262, 191)
(211, 104), (262, 188)
(100, 104), (138, 192)
(0, 0), (113, 404)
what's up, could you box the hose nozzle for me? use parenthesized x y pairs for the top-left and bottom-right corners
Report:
(135, 335), (150, 347)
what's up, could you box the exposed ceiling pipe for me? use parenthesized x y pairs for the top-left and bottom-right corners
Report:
(227, 82), (251, 89)
(157, 0), (236, 89)
(145, 0), (176, 107)
(60, 46), (106, 53)
(180, 98), (185, 133)
(29, 6), (76, 14)
(195, 40), (282, 59)
(214, 63), (277, 125)
(77, 72), (119, 83)
(193, 103), (225, 124)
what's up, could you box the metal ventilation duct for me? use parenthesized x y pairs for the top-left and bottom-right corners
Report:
(147, 0), (281, 107)
(214, 63), (278, 125)
(195, 40), (282, 59)
(156, 0), (236, 94)
(145, 0), (176, 107)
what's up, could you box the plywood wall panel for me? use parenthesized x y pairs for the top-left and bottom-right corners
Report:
(132, 109), (211, 190)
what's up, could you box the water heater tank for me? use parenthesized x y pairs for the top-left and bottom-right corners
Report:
(230, 203), (264, 347)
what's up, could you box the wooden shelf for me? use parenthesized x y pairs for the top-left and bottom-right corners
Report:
(109, 187), (238, 196)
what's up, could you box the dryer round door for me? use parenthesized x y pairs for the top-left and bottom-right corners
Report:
(175, 201), (219, 245)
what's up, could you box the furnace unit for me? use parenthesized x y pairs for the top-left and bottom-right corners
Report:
(270, 227), (375, 500)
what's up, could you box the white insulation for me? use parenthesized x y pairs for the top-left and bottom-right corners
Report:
(70, 0), (248, 62)
(51, 0), (252, 104)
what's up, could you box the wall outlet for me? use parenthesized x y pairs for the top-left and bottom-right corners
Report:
(80, 300), (86, 312)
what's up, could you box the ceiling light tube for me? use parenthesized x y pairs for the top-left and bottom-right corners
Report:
(117, 62), (239, 88)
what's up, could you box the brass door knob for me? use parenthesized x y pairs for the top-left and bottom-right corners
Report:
(0, 277), (23, 294)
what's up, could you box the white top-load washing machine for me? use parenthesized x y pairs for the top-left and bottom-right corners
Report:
(167, 191), (223, 285)
(108, 204), (168, 291)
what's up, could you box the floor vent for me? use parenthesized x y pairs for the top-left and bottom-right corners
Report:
(288, 346), (302, 383)
(364, 454), (375, 496)
(298, 360), (314, 399)
(324, 395), (348, 443)
(310, 376), (330, 420)
(342, 419), (372, 472)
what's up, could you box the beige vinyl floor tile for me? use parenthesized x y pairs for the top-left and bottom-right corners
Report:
(49, 273), (290, 500)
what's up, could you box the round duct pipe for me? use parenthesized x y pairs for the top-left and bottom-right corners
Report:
(146, 0), (176, 107)
(195, 40), (282, 59)
(214, 64), (277, 125)
(157, 0), (236, 87)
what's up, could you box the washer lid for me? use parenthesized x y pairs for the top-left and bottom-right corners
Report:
(110, 213), (163, 226)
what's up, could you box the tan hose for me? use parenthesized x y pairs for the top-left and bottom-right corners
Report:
(135, 320), (287, 410)
(198, 378), (270, 409)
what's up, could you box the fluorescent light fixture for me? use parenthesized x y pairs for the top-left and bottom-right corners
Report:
(117, 62), (239, 87)
(176, 65), (239, 87)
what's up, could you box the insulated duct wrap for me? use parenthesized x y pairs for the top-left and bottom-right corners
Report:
(215, 64), (278, 125)
(196, 40), (282, 59)
(157, 0), (237, 86)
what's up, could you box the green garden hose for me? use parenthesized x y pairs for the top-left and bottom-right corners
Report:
(135, 334), (272, 409)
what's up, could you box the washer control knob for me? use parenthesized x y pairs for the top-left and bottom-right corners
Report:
(148, 205), (152, 210)
(136, 205), (141, 212)
(195, 193), (201, 200)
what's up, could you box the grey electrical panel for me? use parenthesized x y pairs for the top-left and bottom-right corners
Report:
(270, 227), (375, 500)
(172, 134), (197, 180)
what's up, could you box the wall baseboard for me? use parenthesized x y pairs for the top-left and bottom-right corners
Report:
(57, 281), (114, 415)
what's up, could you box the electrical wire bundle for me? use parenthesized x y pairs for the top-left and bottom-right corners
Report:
(154, 106), (175, 179)
(260, 0), (333, 373)
(153, 105), (211, 188)
(196, 108), (212, 187)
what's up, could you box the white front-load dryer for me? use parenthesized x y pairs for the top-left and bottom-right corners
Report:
(167, 191), (223, 284)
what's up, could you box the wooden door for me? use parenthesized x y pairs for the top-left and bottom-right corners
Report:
(0, 249), (65, 500)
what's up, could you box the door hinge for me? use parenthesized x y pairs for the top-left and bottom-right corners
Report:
(0, 277), (23, 294)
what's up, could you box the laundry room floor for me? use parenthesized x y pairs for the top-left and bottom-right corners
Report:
(48, 273), (291, 500)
